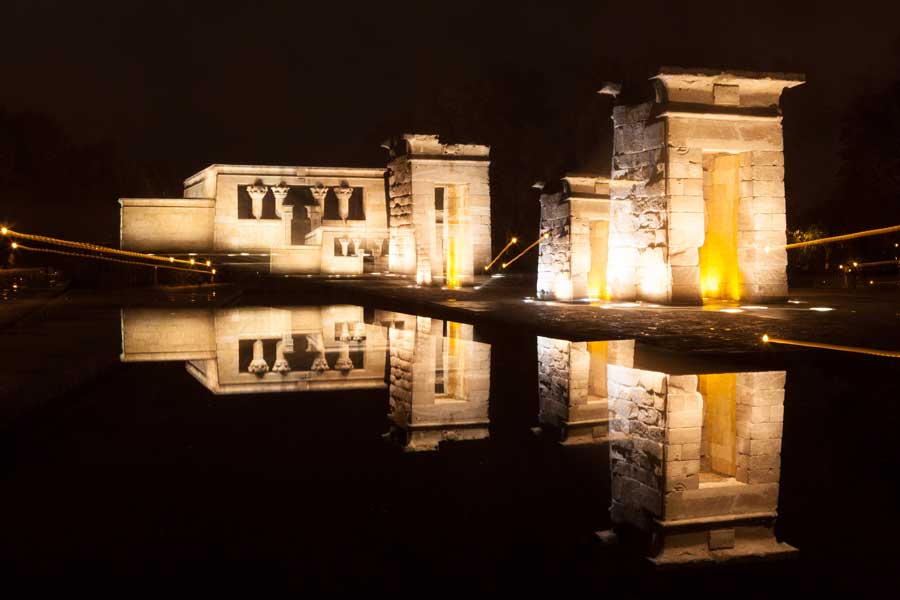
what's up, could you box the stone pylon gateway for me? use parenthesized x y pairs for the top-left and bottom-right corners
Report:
(538, 67), (805, 304)
(383, 134), (492, 286)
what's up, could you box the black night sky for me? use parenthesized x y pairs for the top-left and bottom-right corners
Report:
(3, 0), (900, 246)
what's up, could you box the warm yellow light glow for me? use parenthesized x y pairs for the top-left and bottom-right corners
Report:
(169, 257), (174, 263)
(512, 237), (517, 243)
(206, 260), (211, 267)
(720, 308), (744, 313)
(700, 154), (742, 301)
(212, 269), (216, 274)
(699, 373), (738, 477)
(1, 227), (7, 235)
(553, 274), (573, 301)
(639, 261), (667, 298)
(446, 236), (460, 288)
(762, 334), (770, 343)
(809, 307), (834, 312)
(189, 258), (195, 265)
(11, 242), (17, 249)
(852, 261), (858, 267)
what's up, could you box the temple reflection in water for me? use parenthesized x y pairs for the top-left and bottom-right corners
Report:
(120, 307), (797, 564)
(538, 336), (796, 564)
(120, 305), (489, 451)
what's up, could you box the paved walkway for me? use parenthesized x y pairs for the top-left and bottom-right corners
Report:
(255, 275), (900, 367)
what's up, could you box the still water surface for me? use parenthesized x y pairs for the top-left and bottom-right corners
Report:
(1, 298), (898, 590)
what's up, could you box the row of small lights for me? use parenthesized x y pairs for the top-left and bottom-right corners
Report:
(3, 226), (216, 275)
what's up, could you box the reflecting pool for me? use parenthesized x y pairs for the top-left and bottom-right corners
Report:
(2, 295), (899, 591)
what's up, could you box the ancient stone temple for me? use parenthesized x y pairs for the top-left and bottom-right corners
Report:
(120, 165), (389, 275)
(539, 68), (804, 304)
(118, 135), (491, 282)
(384, 134), (492, 286)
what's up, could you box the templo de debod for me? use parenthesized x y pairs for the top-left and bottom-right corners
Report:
(119, 134), (490, 285)
(120, 67), (806, 303)
(538, 68), (805, 304)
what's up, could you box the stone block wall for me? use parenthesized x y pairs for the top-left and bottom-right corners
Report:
(608, 364), (668, 530)
(608, 102), (671, 302)
(537, 192), (570, 299)
(538, 337), (634, 444)
(119, 198), (215, 252)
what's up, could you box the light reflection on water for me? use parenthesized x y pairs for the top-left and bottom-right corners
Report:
(121, 304), (796, 565)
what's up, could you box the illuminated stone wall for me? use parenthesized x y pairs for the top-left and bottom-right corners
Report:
(385, 134), (491, 286)
(537, 336), (633, 443)
(537, 176), (611, 300)
(119, 198), (215, 252)
(121, 164), (389, 275)
(605, 68), (804, 304)
(608, 364), (794, 563)
(387, 314), (491, 450)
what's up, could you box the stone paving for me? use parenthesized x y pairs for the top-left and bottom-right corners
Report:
(259, 274), (900, 368)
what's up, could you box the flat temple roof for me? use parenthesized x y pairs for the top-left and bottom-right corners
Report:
(184, 164), (386, 187)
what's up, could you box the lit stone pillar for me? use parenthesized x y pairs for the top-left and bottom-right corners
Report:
(282, 205), (294, 245)
(338, 237), (350, 257)
(334, 184), (353, 223)
(248, 339), (269, 375)
(309, 184), (329, 216)
(306, 205), (322, 231)
(247, 185), (268, 220)
(272, 338), (291, 374)
(352, 238), (363, 257)
(335, 343), (354, 372)
(271, 184), (290, 218)
(306, 333), (330, 373)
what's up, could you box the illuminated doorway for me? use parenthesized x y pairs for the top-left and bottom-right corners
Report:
(588, 220), (609, 299)
(698, 373), (737, 483)
(700, 153), (742, 301)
